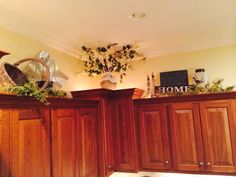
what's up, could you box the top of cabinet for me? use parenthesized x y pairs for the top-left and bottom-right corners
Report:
(134, 91), (236, 105)
(0, 94), (98, 108)
(71, 88), (144, 100)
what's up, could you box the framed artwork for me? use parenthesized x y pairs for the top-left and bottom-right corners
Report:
(160, 70), (189, 86)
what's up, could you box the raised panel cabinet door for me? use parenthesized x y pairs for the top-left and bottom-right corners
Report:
(0, 110), (10, 177)
(77, 107), (98, 177)
(10, 109), (51, 177)
(200, 100), (236, 173)
(104, 100), (115, 176)
(169, 103), (205, 172)
(52, 109), (77, 177)
(137, 104), (171, 170)
(112, 99), (137, 172)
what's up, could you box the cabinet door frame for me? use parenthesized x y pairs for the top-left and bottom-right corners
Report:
(169, 102), (205, 172)
(112, 98), (138, 172)
(77, 107), (98, 177)
(137, 104), (171, 170)
(51, 108), (77, 177)
(103, 100), (115, 176)
(0, 110), (10, 177)
(200, 100), (236, 173)
(10, 108), (51, 177)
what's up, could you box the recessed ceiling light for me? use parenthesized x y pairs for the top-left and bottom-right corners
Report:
(129, 13), (147, 20)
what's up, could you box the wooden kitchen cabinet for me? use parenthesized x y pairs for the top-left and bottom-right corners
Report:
(103, 99), (115, 175)
(168, 102), (205, 172)
(52, 107), (99, 177)
(71, 89), (115, 177)
(112, 97), (137, 172)
(0, 110), (10, 177)
(77, 107), (98, 177)
(169, 100), (236, 173)
(136, 104), (171, 170)
(71, 88), (143, 174)
(52, 108), (77, 177)
(0, 95), (99, 177)
(200, 100), (236, 173)
(1, 90), (236, 177)
(134, 92), (236, 175)
(10, 108), (51, 177)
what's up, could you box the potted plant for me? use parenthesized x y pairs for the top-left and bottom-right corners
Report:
(80, 43), (146, 89)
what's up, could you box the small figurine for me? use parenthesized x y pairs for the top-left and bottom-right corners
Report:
(151, 72), (156, 97)
(146, 75), (151, 98)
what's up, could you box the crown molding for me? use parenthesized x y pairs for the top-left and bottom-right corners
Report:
(146, 31), (236, 58)
(0, 5), (235, 59)
(0, 5), (79, 58)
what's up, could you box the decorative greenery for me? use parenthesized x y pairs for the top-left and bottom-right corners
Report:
(48, 89), (67, 97)
(154, 79), (235, 97)
(191, 79), (235, 94)
(0, 82), (67, 103)
(80, 43), (146, 82)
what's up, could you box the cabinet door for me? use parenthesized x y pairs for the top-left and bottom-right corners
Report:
(10, 109), (51, 177)
(52, 109), (77, 177)
(104, 100), (115, 176)
(77, 107), (98, 177)
(112, 99), (137, 172)
(137, 104), (171, 170)
(0, 110), (10, 177)
(200, 100), (236, 173)
(169, 103), (205, 172)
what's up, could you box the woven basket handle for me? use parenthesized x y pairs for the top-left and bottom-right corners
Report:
(14, 58), (50, 90)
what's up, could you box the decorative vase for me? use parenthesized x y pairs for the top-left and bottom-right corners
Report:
(100, 72), (117, 90)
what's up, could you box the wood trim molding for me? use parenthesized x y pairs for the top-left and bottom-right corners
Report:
(0, 94), (98, 108)
(134, 92), (236, 105)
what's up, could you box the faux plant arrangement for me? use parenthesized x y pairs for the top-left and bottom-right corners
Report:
(0, 82), (67, 103)
(191, 79), (235, 94)
(155, 79), (235, 97)
(80, 43), (146, 82)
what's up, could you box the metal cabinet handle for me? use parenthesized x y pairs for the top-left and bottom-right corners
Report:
(108, 165), (112, 169)
(165, 160), (169, 164)
(206, 162), (211, 166)
(199, 162), (204, 166)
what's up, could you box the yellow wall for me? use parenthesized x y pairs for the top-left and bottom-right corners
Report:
(118, 44), (236, 90)
(0, 26), (236, 93)
(0, 26), (80, 91)
(76, 44), (236, 91)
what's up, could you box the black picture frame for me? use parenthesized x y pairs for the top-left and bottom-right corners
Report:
(160, 70), (189, 86)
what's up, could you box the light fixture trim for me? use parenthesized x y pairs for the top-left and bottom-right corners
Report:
(130, 13), (147, 20)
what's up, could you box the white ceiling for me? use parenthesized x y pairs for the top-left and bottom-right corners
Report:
(0, 0), (236, 58)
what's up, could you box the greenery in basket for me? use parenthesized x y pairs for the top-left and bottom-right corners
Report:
(0, 82), (67, 103)
(80, 43), (146, 82)
(191, 79), (235, 94)
(48, 89), (67, 97)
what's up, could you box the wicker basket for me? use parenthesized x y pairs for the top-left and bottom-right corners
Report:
(0, 58), (50, 90)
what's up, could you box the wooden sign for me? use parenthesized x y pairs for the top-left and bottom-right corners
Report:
(155, 85), (193, 94)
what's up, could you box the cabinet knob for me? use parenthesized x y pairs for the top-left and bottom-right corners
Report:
(206, 162), (211, 166)
(199, 162), (204, 166)
(164, 160), (169, 164)
(107, 165), (112, 169)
